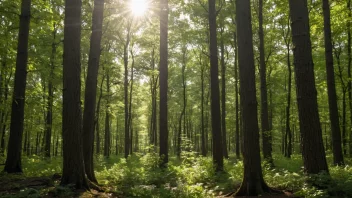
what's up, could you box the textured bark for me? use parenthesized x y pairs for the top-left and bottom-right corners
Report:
(4, 0), (31, 173)
(200, 55), (206, 157)
(95, 75), (105, 155)
(348, 0), (352, 157)
(289, 0), (329, 174)
(220, 27), (228, 159)
(104, 73), (111, 157)
(258, 0), (272, 163)
(128, 51), (135, 155)
(235, 0), (270, 195)
(233, 31), (240, 159)
(177, 53), (186, 158)
(335, 46), (348, 155)
(283, 19), (292, 158)
(322, 0), (344, 165)
(61, 0), (89, 189)
(159, 0), (169, 166)
(149, 48), (158, 147)
(124, 24), (131, 159)
(82, 0), (104, 183)
(44, 25), (57, 158)
(208, 0), (223, 172)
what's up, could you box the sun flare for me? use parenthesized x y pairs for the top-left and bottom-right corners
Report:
(129, 0), (149, 17)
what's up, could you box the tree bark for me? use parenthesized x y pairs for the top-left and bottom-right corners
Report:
(289, 0), (329, 174)
(283, 18), (292, 158)
(128, 50), (135, 155)
(82, 0), (104, 183)
(200, 54), (206, 156)
(95, 74), (105, 155)
(235, 0), (270, 195)
(322, 0), (344, 165)
(347, 0), (352, 158)
(159, 0), (169, 166)
(4, 0), (31, 173)
(208, 0), (223, 172)
(258, 0), (272, 163)
(220, 26), (228, 159)
(44, 25), (57, 158)
(104, 72), (111, 157)
(60, 0), (89, 189)
(233, 31), (240, 159)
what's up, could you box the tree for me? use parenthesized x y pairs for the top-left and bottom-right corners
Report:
(208, 0), (223, 172)
(220, 23), (228, 159)
(322, 0), (344, 166)
(289, 0), (329, 174)
(82, 0), (104, 183)
(258, 0), (272, 163)
(4, 0), (31, 173)
(235, 0), (271, 195)
(60, 0), (89, 189)
(159, 0), (169, 166)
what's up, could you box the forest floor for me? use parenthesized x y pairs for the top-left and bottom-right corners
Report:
(0, 152), (351, 198)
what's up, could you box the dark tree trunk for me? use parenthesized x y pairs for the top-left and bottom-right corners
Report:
(289, 0), (329, 174)
(233, 31), (240, 159)
(104, 73), (111, 157)
(4, 0), (31, 173)
(60, 0), (89, 189)
(208, 0), (223, 172)
(335, 46), (348, 155)
(159, 0), (169, 166)
(128, 50), (134, 155)
(82, 0), (104, 183)
(116, 116), (119, 155)
(44, 25), (57, 158)
(220, 27), (228, 159)
(55, 133), (58, 157)
(322, 0), (344, 165)
(283, 19), (292, 158)
(149, 48), (158, 147)
(200, 55), (206, 156)
(347, 0), (352, 158)
(177, 53), (187, 158)
(124, 27), (131, 158)
(95, 74), (105, 155)
(258, 0), (272, 163)
(235, 0), (271, 195)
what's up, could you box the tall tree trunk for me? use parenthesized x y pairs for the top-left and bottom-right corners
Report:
(220, 27), (228, 159)
(177, 54), (187, 158)
(44, 25), (57, 158)
(322, 0), (344, 165)
(116, 116), (119, 155)
(82, 0), (104, 183)
(284, 19), (292, 158)
(104, 73), (110, 157)
(159, 0), (169, 166)
(335, 46), (347, 155)
(208, 0), (223, 172)
(258, 0), (272, 163)
(4, 0), (31, 173)
(128, 50), (134, 155)
(200, 55), (206, 156)
(124, 26), (131, 158)
(233, 31), (240, 159)
(61, 0), (89, 189)
(347, 0), (352, 157)
(96, 74), (105, 155)
(235, 0), (271, 195)
(289, 0), (329, 174)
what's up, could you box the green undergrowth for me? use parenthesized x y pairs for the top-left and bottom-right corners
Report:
(0, 153), (352, 197)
